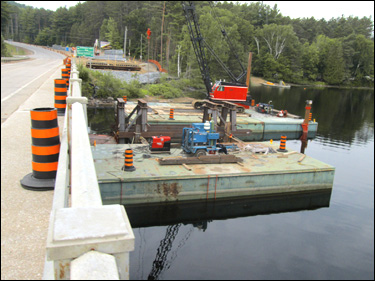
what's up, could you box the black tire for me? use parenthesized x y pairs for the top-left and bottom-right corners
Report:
(195, 149), (207, 157)
(192, 100), (203, 110)
(237, 107), (245, 113)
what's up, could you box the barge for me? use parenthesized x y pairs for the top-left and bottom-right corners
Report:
(116, 99), (317, 143)
(93, 142), (335, 206)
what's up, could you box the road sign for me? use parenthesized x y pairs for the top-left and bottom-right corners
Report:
(76, 46), (94, 57)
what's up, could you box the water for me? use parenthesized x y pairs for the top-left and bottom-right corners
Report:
(88, 86), (374, 279)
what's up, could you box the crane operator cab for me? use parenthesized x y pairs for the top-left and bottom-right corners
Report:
(211, 81), (253, 108)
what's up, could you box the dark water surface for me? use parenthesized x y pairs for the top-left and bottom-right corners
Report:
(88, 86), (374, 279)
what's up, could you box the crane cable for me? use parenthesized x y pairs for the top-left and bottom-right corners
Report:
(208, 1), (246, 78)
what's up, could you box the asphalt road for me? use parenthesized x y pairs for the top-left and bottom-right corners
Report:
(1, 41), (65, 123)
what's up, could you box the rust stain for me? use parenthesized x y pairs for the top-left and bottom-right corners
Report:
(58, 261), (69, 279)
(210, 167), (223, 172)
(192, 167), (207, 175)
(156, 182), (181, 198)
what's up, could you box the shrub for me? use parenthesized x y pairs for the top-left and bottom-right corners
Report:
(122, 80), (144, 98)
(147, 83), (182, 98)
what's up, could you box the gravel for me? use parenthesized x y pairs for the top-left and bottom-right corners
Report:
(92, 69), (162, 84)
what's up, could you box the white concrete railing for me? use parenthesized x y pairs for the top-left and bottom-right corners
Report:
(43, 59), (134, 280)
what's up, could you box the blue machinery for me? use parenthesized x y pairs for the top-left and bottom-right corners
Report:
(182, 121), (237, 156)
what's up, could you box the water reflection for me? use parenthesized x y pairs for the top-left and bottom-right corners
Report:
(87, 106), (116, 134)
(126, 191), (332, 228)
(250, 86), (374, 146)
(126, 190), (332, 280)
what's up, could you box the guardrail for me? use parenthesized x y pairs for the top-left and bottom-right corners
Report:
(1, 56), (30, 62)
(43, 58), (134, 280)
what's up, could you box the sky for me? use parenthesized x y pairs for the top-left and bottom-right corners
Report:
(252, 1), (374, 21)
(14, 1), (374, 22)
(15, 1), (82, 11)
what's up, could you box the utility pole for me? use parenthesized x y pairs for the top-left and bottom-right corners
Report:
(124, 26), (127, 59)
(177, 45), (181, 78)
(160, 1), (166, 67)
(140, 34), (143, 60)
(129, 39), (131, 57)
(147, 28), (152, 84)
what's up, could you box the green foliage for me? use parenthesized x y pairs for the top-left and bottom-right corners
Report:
(147, 83), (182, 98)
(122, 80), (144, 98)
(1, 35), (10, 57)
(301, 42), (319, 80)
(77, 64), (90, 82)
(35, 27), (54, 46)
(2, 1), (373, 87)
(323, 40), (346, 85)
(91, 71), (125, 98)
(102, 17), (122, 49)
(1, 1), (11, 32)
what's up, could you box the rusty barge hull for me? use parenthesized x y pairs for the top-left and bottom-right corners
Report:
(93, 143), (335, 206)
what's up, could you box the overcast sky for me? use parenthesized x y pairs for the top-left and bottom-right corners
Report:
(254, 1), (374, 21)
(15, 1), (374, 22)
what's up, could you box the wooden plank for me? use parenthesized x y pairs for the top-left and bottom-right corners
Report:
(159, 154), (243, 165)
(182, 163), (192, 171)
(298, 154), (306, 162)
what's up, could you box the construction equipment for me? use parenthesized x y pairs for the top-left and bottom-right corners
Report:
(182, 1), (253, 110)
(181, 121), (237, 156)
(150, 136), (171, 153)
(94, 39), (100, 56)
(255, 102), (274, 114)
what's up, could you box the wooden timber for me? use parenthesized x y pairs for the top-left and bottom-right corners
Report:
(159, 154), (243, 165)
(86, 61), (141, 71)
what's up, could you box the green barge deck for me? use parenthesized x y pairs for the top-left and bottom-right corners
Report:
(93, 142), (334, 205)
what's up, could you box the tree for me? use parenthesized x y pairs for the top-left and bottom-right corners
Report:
(351, 34), (374, 81)
(35, 27), (54, 46)
(301, 42), (319, 80)
(1, 1), (11, 33)
(52, 7), (71, 45)
(256, 24), (297, 60)
(323, 39), (345, 84)
(104, 17), (122, 49)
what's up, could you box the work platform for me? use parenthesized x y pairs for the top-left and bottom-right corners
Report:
(116, 100), (318, 143)
(85, 60), (141, 71)
(93, 142), (334, 205)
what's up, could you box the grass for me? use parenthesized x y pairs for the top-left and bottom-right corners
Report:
(5, 43), (29, 56)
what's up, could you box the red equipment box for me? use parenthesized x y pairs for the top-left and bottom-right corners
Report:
(150, 136), (171, 152)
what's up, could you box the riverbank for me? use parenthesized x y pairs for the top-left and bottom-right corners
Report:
(290, 83), (374, 90)
(87, 76), (267, 107)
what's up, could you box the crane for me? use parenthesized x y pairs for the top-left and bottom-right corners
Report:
(182, 1), (253, 110)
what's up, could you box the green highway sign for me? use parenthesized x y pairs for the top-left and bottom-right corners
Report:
(76, 46), (94, 57)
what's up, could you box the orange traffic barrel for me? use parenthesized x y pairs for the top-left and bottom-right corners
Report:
(121, 149), (136, 172)
(123, 96), (127, 102)
(169, 108), (175, 120)
(20, 108), (60, 190)
(64, 78), (69, 90)
(277, 135), (288, 152)
(54, 78), (67, 115)
(61, 68), (69, 80)
(251, 99), (255, 106)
